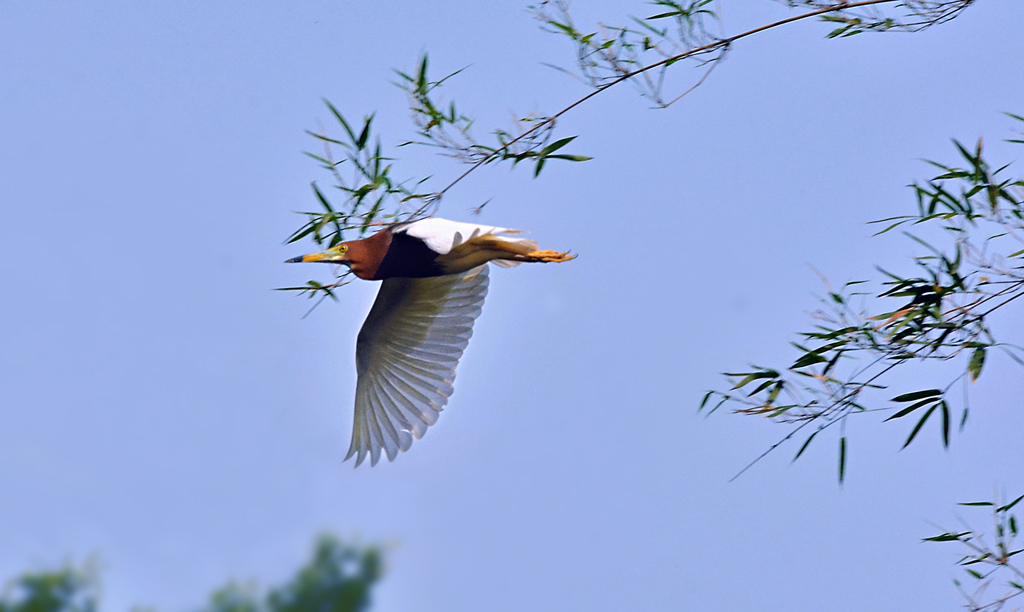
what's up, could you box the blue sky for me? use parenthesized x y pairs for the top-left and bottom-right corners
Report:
(2, 2), (1024, 610)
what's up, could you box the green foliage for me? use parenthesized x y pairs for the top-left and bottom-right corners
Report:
(0, 536), (384, 612)
(290, 104), (426, 249)
(926, 493), (1024, 611)
(204, 583), (262, 612)
(531, 0), (723, 106)
(783, 1), (973, 38)
(285, 2), (977, 305)
(263, 535), (382, 612)
(704, 116), (1024, 477)
(393, 55), (591, 179)
(531, 1), (972, 106)
(199, 535), (382, 612)
(284, 54), (590, 304)
(0, 564), (98, 612)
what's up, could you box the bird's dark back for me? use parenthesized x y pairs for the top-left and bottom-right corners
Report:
(374, 231), (446, 279)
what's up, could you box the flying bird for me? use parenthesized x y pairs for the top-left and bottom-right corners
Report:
(288, 217), (576, 466)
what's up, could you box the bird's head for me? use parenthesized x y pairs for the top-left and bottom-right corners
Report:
(286, 243), (352, 266)
(286, 240), (380, 280)
(286, 229), (390, 280)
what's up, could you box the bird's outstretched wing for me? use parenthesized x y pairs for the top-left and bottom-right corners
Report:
(347, 265), (489, 466)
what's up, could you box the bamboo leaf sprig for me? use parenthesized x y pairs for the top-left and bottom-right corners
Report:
(926, 492), (1024, 612)
(284, 1), (976, 304)
(532, 1), (973, 106)
(394, 55), (592, 192)
(704, 117), (1024, 482)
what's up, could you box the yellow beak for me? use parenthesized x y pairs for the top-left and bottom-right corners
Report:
(285, 247), (348, 264)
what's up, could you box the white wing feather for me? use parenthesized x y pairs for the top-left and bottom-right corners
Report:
(346, 264), (489, 466)
(398, 218), (536, 262)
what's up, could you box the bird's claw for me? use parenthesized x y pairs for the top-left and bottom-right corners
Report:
(525, 249), (578, 263)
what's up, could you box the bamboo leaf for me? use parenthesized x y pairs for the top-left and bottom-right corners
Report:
(699, 390), (713, 411)
(546, 154), (594, 162)
(791, 351), (827, 369)
(727, 370), (779, 390)
(311, 182), (335, 213)
(838, 436), (847, 484)
(324, 99), (356, 142)
(891, 389), (942, 403)
(356, 114), (374, 150)
(940, 400), (950, 448)
(902, 404), (937, 449)
(923, 531), (970, 542)
(968, 346), (986, 382)
(540, 136), (577, 156)
(998, 494), (1024, 513)
(884, 396), (940, 421)
(793, 429), (818, 462)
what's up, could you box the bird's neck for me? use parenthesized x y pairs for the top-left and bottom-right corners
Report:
(349, 228), (392, 280)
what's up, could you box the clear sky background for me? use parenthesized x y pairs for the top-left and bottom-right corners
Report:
(2, 2), (1024, 611)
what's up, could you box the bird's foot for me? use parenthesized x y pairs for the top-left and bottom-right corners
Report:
(525, 249), (578, 263)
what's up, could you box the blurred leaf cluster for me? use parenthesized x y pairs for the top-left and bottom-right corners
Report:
(283, 54), (590, 303)
(531, 0), (723, 106)
(703, 115), (1024, 481)
(289, 105), (426, 249)
(926, 493), (1024, 611)
(0, 563), (98, 612)
(0, 536), (383, 612)
(284, 1), (977, 306)
(395, 56), (590, 178)
(781, 1), (973, 38)
(531, 1), (973, 107)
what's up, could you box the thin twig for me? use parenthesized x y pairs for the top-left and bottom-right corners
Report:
(423, 0), (904, 211)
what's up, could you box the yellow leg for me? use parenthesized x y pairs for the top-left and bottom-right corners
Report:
(438, 236), (578, 272)
(523, 249), (577, 263)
